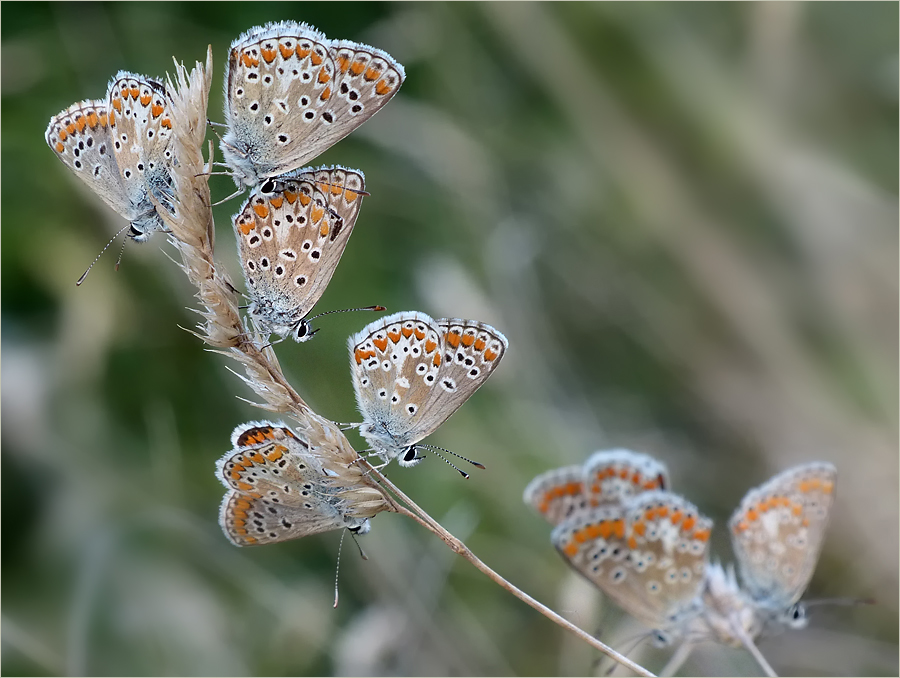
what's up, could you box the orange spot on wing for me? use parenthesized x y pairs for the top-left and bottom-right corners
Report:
(298, 192), (311, 207)
(112, 98), (122, 112)
(585, 524), (603, 539)
(239, 222), (253, 235)
(261, 47), (277, 63)
(822, 481), (834, 494)
(320, 222), (329, 237)
(670, 510), (683, 525)
(799, 480), (812, 493)
(401, 326), (413, 338)
(253, 203), (269, 218)
(266, 446), (285, 461)
(130, 87), (139, 99)
(446, 332), (461, 348)
(350, 61), (365, 76)
(484, 349), (498, 361)
(279, 43), (294, 59)
(373, 337), (388, 351)
(344, 189), (358, 202)
(613, 519), (625, 539)
(311, 206), (325, 223)
(98, 113), (108, 127)
(375, 79), (392, 96)
(269, 196), (283, 209)
(109, 111), (116, 126)
(461, 334), (475, 347)
(74, 115), (87, 132)
(161, 118), (172, 129)
(692, 529), (710, 542)
(86, 111), (99, 128)
(55, 142), (64, 153)
(140, 93), (152, 106)
(681, 516), (696, 532)
(627, 535), (638, 549)
(58, 128), (68, 141)
(388, 329), (401, 343)
(151, 104), (164, 118)
(320, 86), (331, 101)
(746, 508), (759, 522)
(563, 542), (578, 557)
(433, 353), (441, 367)
(66, 123), (76, 135)
(241, 52), (254, 68)
(632, 521), (646, 536)
(414, 328), (425, 340)
(318, 69), (331, 84)
(284, 190), (297, 204)
(474, 338), (486, 351)
(424, 339), (437, 353)
(338, 55), (351, 73)
(365, 67), (381, 81)
(310, 51), (323, 66)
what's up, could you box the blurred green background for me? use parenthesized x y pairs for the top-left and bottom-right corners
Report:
(3, 2), (897, 676)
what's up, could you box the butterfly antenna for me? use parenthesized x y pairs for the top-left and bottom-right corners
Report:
(600, 632), (652, 676)
(211, 186), (246, 206)
(658, 641), (695, 677)
(802, 596), (876, 608)
(113, 235), (128, 271)
(76, 223), (131, 286)
(731, 617), (778, 677)
(420, 446), (470, 479)
(333, 529), (346, 608)
(349, 530), (368, 560)
(419, 443), (485, 470)
(305, 305), (387, 322)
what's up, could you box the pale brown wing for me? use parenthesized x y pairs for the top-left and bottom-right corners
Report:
(553, 491), (711, 633)
(729, 462), (836, 607)
(222, 21), (404, 181)
(45, 99), (135, 219)
(523, 466), (590, 526)
(348, 311), (445, 456)
(407, 318), (508, 441)
(234, 173), (340, 336)
(583, 449), (670, 506)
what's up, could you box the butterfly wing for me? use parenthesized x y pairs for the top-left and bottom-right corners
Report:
(222, 21), (404, 184)
(45, 99), (134, 220)
(583, 449), (670, 506)
(523, 466), (590, 525)
(404, 318), (508, 442)
(729, 462), (837, 608)
(552, 491), (711, 634)
(217, 421), (350, 546)
(349, 311), (445, 458)
(106, 73), (175, 238)
(235, 172), (347, 337)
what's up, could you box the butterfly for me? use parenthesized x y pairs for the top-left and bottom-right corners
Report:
(45, 72), (175, 246)
(217, 420), (388, 546)
(348, 311), (508, 474)
(524, 449), (670, 526)
(233, 165), (377, 341)
(220, 20), (405, 189)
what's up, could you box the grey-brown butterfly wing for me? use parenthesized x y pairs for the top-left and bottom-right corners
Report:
(553, 491), (711, 635)
(523, 466), (591, 526)
(217, 421), (352, 546)
(221, 21), (404, 185)
(729, 462), (837, 608)
(45, 100), (135, 219)
(349, 311), (445, 459)
(583, 449), (670, 506)
(406, 318), (508, 441)
(106, 72), (175, 239)
(234, 173), (338, 338)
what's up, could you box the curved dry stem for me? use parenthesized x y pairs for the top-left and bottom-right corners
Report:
(153, 48), (654, 678)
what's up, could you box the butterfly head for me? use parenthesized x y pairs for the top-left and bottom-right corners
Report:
(293, 319), (319, 342)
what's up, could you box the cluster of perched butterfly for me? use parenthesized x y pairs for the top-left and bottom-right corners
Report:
(45, 22), (508, 547)
(524, 450), (848, 674)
